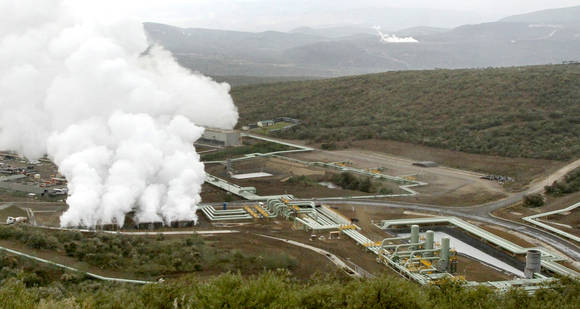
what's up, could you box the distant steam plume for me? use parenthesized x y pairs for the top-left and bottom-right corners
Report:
(373, 26), (419, 43)
(0, 0), (238, 227)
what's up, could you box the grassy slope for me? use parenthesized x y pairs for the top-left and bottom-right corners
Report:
(232, 64), (580, 160)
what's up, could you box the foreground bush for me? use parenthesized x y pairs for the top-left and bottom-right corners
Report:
(0, 226), (297, 277)
(1, 269), (579, 309)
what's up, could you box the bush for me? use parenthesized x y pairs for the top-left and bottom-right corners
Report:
(545, 167), (580, 196)
(332, 172), (376, 193)
(320, 142), (337, 150)
(523, 194), (544, 208)
(288, 175), (318, 186)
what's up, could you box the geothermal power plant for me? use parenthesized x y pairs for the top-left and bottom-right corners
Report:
(0, 0), (578, 301)
(2, 131), (578, 292)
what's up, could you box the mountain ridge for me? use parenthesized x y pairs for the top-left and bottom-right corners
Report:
(144, 6), (580, 77)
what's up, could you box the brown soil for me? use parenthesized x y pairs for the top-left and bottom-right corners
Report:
(194, 230), (341, 280)
(493, 192), (580, 240)
(479, 226), (535, 248)
(288, 150), (508, 207)
(205, 158), (401, 199)
(389, 190), (507, 207)
(346, 139), (565, 191)
(455, 255), (512, 281)
(230, 220), (393, 276)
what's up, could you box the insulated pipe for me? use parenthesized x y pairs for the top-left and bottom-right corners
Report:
(395, 248), (440, 258)
(391, 242), (426, 255)
(403, 255), (442, 267)
(419, 267), (438, 274)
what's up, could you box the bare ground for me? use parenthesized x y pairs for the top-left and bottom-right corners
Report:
(345, 139), (565, 191)
(288, 149), (508, 206)
(493, 192), (580, 239)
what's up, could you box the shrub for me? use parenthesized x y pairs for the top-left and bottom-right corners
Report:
(523, 194), (544, 208)
(288, 175), (318, 186)
(545, 167), (580, 196)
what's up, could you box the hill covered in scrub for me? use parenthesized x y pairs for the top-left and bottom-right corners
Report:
(232, 64), (580, 160)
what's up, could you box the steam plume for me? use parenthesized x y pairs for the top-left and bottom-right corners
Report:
(0, 0), (238, 227)
(373, 26), (419, 43)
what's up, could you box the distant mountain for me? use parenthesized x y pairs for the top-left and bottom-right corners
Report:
(500, 5), (580, 25)
(290, 26), (377, 38)
(144, 5), (580, 78)
(394, 26), (449, 38)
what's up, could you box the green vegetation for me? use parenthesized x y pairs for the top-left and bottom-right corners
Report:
(252, 122), (293, 135)
(545, 167), (580, 197)
(331, 172), (393, 194)
(232, 64), (580, 160)
(333, 172), (373, 193)
(523, 194), (545, 208)
(0, 226), (579, 308)
(0, 226), (296, 278)
(200, 141), (292, 161)
(0, 264), (578, 309)
(287, 175), (319, 186)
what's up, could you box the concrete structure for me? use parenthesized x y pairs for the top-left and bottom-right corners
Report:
(199, 128), (241, 147)
(257, 120), (274, 127)
(525, 250), (542, 279)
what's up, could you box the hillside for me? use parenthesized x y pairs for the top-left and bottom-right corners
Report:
(145, 5), (580, 78)
(231, 65), (580, 160)
(501, 5), (580, 24)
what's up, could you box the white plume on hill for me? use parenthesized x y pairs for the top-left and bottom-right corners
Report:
(374, 26), (419, 43)
(0, 0), (239, 227)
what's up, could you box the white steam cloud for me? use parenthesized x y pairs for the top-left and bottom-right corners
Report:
(0, 0), (238, 227)
(373, 26), (419, 43)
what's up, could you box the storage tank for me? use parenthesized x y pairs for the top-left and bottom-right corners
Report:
(424, 230), (434, 257)
(410, 225), (420, 249)
(524, 249), (542, 279)
(439, 237), (450, 271)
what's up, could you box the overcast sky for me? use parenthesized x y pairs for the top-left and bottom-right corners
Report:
(73, 0), (580, 31)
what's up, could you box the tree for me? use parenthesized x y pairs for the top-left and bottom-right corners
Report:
(523, 194), (544, 208)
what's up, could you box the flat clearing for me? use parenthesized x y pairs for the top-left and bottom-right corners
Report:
(288, 149), (507, 206)
(205, 157), (402, 199)
(347, 139), (566, 192)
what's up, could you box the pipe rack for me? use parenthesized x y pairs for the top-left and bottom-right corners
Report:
(379, 216), (579, 279)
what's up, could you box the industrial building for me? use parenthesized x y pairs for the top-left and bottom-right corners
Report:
(257, 120), (275, 127)
(199, 128), (241, 147)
